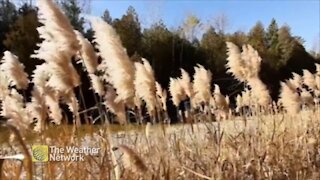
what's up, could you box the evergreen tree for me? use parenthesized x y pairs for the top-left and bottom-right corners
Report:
(113, 6), (142, 57)
(0, 0), (17, 53)
(60, 0), (85, 33)
(3, 3), (40, 75)
(227, 31), (248, 48)
(142, 21), (175, 85)
(266, 18), (279, 49)
(248, 21), (267, 56)
(277, 25), (295, 66)
(201, 27), (226, 74)
(265, 18), (281, 70)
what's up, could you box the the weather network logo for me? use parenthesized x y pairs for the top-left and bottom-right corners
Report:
(32, 145), (48, 162)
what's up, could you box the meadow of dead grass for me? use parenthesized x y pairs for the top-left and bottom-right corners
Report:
(1, 109), (320, 179)
(1, 0), (320, 179)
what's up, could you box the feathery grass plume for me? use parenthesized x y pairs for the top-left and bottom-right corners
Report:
(169, 77), (186, 107)
(279, 81), (301, 114)
(134, 95), (142, 109)
(32, 64), (51, 94)
(180, 68), (193, 98)
(0, 51), (29, 90)
(192, 64), (212, 107)
(26, 88), (48, 132)
(248, 77), (271, 107)
(91, 18), (135, 105)
(213, 84), (229, 111)
(75, 30), (106, 96)
(1, 89), (31, 131)
(45, 90), (63, 124)
(300, 88), (314, 108)
(46, 62), (80, 93)
(30, 0), (81, 127)
(104, 86), (127, 124)
(289, 72), (303, 89)
(112, 145), (148, 174)
(36, 0), (79, 55)
(226, 42), (248, 82)
(32, 0), (80, 95)
(226, 42), (271, 107)
(134, 59), (157, 115)
(156, 82), (167, 111)
(0, 73), (9, 100)
(145, 122), (152, 141)
(235, 94), (243, 113)
(63, 91), (81, 126)
(211, 84), (230, 120)
(88, 74), (105, 96)
(303, 70), (317, 90)
(241, 88), (254, 108)
(75, 31), (98, 74)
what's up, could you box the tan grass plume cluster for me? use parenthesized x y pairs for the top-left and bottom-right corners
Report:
(134, 59), (157, 116)
(91, 18), (135, 106)
(192, 65), (212, 107)
(226, 42), (271, 108)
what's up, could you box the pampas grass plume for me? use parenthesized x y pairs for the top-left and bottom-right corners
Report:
(279, 81), (300, 114)
(91, 17), (135, 105)
(75, 31), (98, 74)
(303, 69), (317, 90)
(169, 78), (186, 107)
(180, 68), (193, 98)
(88, 74), (105, 96)
(0, 51), (29, 90)
(192, 65), (212, 106)
(134, 59), (157, 115)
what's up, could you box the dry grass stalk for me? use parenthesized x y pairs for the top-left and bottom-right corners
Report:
(113, 145), (148, 175)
